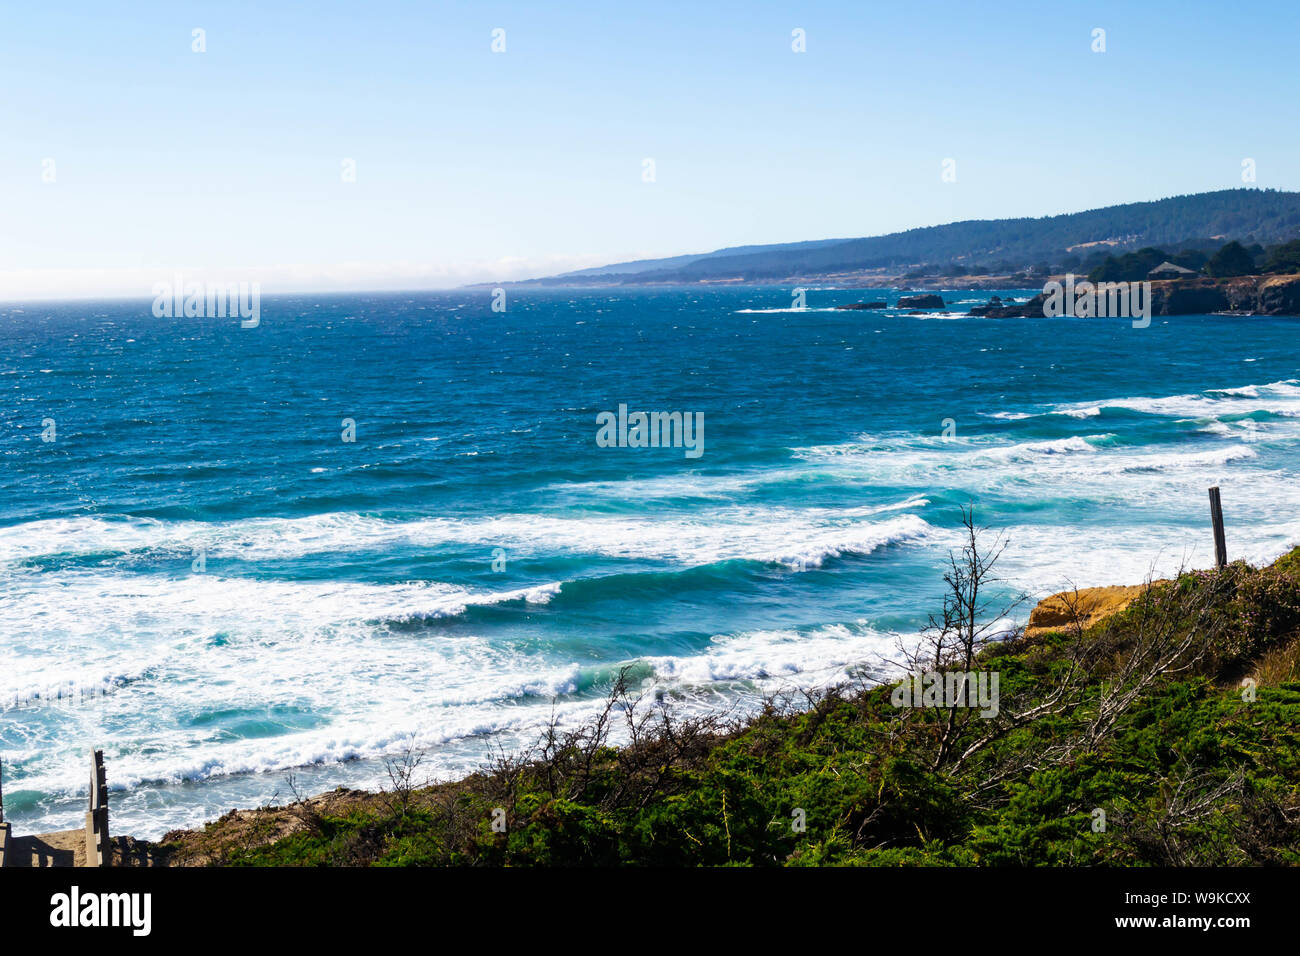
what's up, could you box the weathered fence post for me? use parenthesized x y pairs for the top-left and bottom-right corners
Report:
(84, 749), (110, 867)
(1208, 486), (1228, 569)
(0, 758), (10, 868)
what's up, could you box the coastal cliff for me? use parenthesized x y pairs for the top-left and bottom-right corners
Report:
(1024, 583), (1155, 637)
(972, 273), (1300, 318)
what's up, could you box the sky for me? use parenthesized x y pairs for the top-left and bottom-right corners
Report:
(2, 0), (1298, 300)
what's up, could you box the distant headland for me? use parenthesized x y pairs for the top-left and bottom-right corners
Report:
(487, 189), (1300, 294)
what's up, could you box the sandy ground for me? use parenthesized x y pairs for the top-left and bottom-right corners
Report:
(4, 829), (159, 867)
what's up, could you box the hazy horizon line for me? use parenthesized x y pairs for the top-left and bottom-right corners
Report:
(2, 185), (1279, 304)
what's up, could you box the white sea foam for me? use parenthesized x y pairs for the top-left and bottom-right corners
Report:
(10, 374), (1300, 839)
(0, 508), (932, 570)
(0, 497), (935, 837)
(1059, 405), (1102, 419)
(792, 429), (1263, 485)
(0, 574), (571, 710)
(3, 557), (904, 833)
(644, 621), (895, 689)
(733, 307), (846, 314)
(1051, 379), (1300, 420)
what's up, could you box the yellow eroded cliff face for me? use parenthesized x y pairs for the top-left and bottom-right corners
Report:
(1025, 583), (1158, 637)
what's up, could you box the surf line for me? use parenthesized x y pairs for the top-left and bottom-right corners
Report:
(595, 404), (704, 459)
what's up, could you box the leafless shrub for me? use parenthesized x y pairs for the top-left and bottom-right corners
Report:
(881, 508), (1249, 810)
(604, 685), (727, 810)
(283, 771), (324, 836)
(1121, 760), (1254, 865)
(888, 506), (1034, 770)
(380, 735), (428, 821)
(474, 666), (730, 818)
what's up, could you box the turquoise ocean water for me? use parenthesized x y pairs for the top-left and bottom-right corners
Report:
(2, 286), (1298, 837)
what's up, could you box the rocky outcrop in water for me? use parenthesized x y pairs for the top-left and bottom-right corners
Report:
(896, 294), (945, 309)
(969, 274), (1300, 317)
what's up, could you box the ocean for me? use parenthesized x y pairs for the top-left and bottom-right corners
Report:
(2, 286), (1298, 839)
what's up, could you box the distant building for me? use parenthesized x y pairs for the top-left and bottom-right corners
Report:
(1148, 261), (1199, 279)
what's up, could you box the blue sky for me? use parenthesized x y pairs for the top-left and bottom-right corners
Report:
(2, 0), (1297, 298)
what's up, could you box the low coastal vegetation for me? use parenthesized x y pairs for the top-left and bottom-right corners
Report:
(157, 517), (1300, 867)
(908, 237), (1300, 287)
(1086, 238), (1300, 283)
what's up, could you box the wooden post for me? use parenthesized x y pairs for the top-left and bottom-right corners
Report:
(1209, 486), (1228, 569)
(84, 749), (110, 867)
(0, 758), (8, 868)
